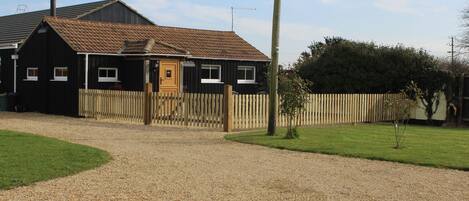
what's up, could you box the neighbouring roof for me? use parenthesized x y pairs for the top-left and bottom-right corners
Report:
(0, 0), (152, 45)
(42, 17), (270, 61)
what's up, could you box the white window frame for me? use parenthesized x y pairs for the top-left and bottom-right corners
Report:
(237, 66), (256, 84)
(26, 67), (38, 81)
(53, 67), (68, 81)
(98, 67), (119, 82)
(201, 64), (222, 84)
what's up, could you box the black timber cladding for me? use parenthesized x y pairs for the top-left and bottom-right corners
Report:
(17, 23), (78, 116)
(0, 0), (153, 45)
(80, 2), (153, 25)
(183, 59), (268, 94)
(77, 56), (268, 94)
(0, 49), (15, 92)
(76, 55), (145, 92)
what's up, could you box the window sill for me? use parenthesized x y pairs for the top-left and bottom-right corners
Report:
(201, 80), (224, 84)
(237, 81), (257, 85)
(50, 79), (68, 82)
(201, 81), (224, 84)
(98, 80), (121, 83)
(23, 79), (38, 82)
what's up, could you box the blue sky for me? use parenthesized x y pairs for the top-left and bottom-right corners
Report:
(0, 0), (467, 64)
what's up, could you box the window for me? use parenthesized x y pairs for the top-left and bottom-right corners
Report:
(98, 68), (119, 82)
(53, 67), (68, 81)
(26, 68), (38, 81)
(166, 69), (172, 78)
(237, 66), (256, 84)
(201, 65), (222, 84)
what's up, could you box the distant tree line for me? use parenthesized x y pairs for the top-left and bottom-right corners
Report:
(294, 37), (454, 124)
(295, 37), (449, 94)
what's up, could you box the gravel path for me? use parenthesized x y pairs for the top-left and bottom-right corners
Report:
(0, 112), (468, 201)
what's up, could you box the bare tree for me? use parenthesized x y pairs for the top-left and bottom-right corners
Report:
(439, 58), (469, 125)
(385, 83), (419, 149)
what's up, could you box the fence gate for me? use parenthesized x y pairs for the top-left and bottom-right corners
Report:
(151, 92), (224, 128)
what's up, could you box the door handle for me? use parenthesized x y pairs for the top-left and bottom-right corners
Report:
(160, 77), (162, 85)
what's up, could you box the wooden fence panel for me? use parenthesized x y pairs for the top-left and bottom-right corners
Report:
(79, 89), (224, 128)
(79, 89), (145, 122)
(150, 92), (224, 128)
(233, 93), (402, 130)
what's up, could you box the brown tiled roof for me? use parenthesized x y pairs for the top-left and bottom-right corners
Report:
(43, 17), (270, 61)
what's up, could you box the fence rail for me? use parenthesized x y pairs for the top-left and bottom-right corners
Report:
(79, 88), (402, 130)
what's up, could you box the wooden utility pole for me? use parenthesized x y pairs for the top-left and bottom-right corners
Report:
(450, 37), (455, 66)
(268, 0), (281, 135)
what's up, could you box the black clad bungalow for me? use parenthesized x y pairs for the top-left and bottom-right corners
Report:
(3, 1), (270, 116)
(0, 0), (154, 93)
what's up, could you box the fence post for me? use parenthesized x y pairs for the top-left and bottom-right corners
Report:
(224, 85), (234, 132)
(184, 93), (189, 126)
(95, 90), (100, 120)
(144, 83), (153, 125)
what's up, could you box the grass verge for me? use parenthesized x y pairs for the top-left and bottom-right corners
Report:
(225, 124), (469, 171)
(0, 130), (111, 190)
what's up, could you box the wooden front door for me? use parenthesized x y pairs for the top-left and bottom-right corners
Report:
(159, 60), (180, 93)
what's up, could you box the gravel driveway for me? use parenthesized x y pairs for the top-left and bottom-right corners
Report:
(0, 112), (468, 201)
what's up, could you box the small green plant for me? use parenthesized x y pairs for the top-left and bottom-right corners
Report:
(385, 82), (419, 149)
(278, 70), (312, 139)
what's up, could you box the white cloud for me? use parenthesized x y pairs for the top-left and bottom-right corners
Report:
(373, 0), (417, 15)
(318, 0), (448, 16)
(235, 17), (335, 64)
(319, 0), (338, 4)
(373, 0), (448, 16)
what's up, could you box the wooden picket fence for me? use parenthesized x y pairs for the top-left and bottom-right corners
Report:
(79, 88), (402, 130)
(233, 94), (402, 129)
(79, 89), (145, 123)
(151, 92), (224, 128)
(79, 89), (224, 128)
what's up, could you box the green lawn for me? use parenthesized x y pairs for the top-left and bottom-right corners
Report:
(225, 124), (469, 171)
(0, 130), (111, 190)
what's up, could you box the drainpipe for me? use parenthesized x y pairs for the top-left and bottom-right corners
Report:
(11, 54), (19, 93)
(180, 61), (184, 93)
(85, 54), (89, 89)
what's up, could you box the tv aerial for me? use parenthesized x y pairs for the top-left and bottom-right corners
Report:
(16, 4), (28, 13)
(231, 6), (256, 32)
